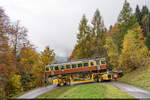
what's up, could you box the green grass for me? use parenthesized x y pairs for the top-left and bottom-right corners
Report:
(119, 64), (150, 90)
(38, 83), (133, 99)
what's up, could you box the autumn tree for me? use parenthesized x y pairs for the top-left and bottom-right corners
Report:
(0, 5), (58, 97)
(9, 21), (28, 56)
(112, 0), (139, 52)
(0, 7), (18, 98)
(7, 73), (22, 97)
(41, 46), (55, 67)
(40, 46), (55, 84)
(0, 7), (12, 65)
(107, 24), (118, 37)
(70, 9), (108, 60)
(104, 36), (119, 70)
(70, 10), (107, 60)
(119, 26), (149, 72)
(18, 46), (40, 90)
(0, 7), (10, 36)
(69, 45), (79, 61)
(18, 47), (39, 73)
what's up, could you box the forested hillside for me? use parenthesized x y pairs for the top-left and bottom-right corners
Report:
(0, 8), (55, 98)
(0, 0), (150, 98)
(69, 0), (150, 72)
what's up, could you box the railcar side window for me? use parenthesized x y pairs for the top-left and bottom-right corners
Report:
(72, 64), (76, 68)
(78, 63), (82, 67)
(84, 63), (88, 67)
(50, 66), (53, 71)
(90, 62), (94, 66)
(55, 66), (59, 70)
(46, 67), (49, 71)
(60, 65), (65, 70)
(101, 60), (106, 64)
(66, 65), (71, 69)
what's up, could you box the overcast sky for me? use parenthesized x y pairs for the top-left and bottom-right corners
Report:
(0, 0), (150, 57)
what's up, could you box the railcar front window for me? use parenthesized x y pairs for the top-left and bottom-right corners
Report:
(46, 67), (49, 71)
(101, 60), (106, 64)
(90, 62), (94, 66)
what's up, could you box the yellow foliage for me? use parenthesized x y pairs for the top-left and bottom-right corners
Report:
(19, 47), (40, 73)
(41, 46), (55, 69)
(9, 73), (22, 92)
(104, 36), (119, 70)
(119, 26), (149, 72)
(32, 46), (55, 86)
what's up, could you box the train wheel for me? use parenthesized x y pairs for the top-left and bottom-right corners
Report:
(59, 81), (64, 87)
(97, 77), (103, 82)
(94, 76), (98, 82)
(66, 80), (71, 86)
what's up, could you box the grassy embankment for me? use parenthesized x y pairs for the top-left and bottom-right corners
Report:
(119, 63), (150, 90)
(38, 83), (133, 99)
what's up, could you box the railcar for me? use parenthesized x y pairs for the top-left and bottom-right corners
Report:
(45, 57), (112, 87)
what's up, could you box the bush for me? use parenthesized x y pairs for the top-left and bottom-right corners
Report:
(7, 73), (23, 97)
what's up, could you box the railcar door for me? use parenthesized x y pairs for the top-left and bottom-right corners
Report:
(50, 66), (54, 76)
(96, 59), (100, 70)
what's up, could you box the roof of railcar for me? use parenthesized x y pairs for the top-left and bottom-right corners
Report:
(49, 57), (105, 66)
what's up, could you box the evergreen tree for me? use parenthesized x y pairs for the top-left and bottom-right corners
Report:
(76, 15), (91, 59)
(91, 9), (106, 36)
(141, 14), (150, 36)
(112, 0), (138, 52)
(109, 25), (112, 31)
(135, 5), (142, 25)
(140, 5), (149, 37)
(77, 14), (89, 43)
(91, 9), (106, 57)
(145, 33), (150, 50)
(115, 0), (133, 51)
(141, 5), (149, 19)
(117, 0), (132, 24)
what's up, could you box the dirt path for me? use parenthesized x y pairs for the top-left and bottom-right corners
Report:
(17, 85), (57, 99)
(109, 81), (150, 98)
